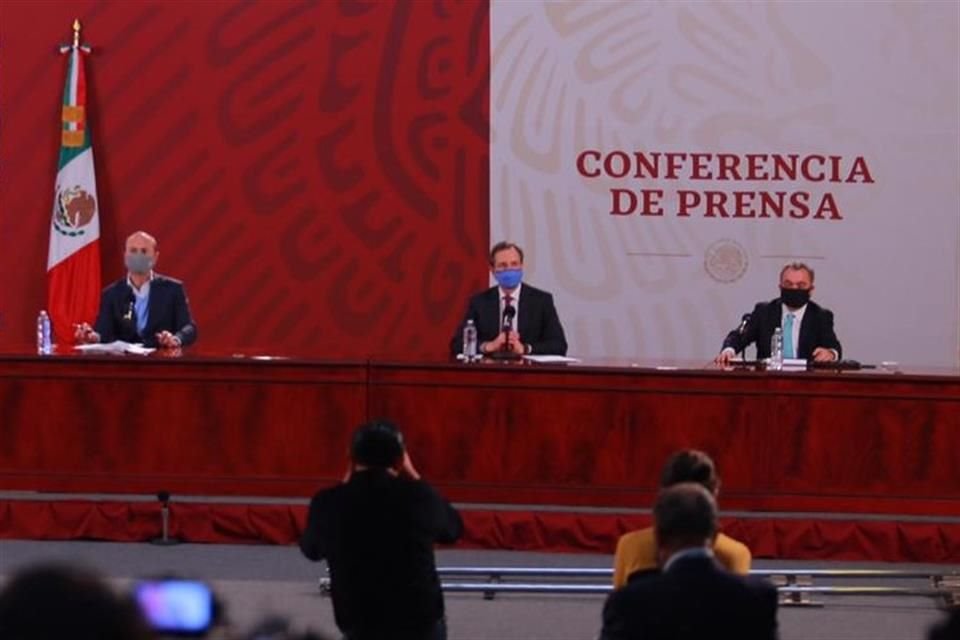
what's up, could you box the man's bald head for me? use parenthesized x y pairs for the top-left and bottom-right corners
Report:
(125, 231), (157, 251)
(124, 231), (159, 275)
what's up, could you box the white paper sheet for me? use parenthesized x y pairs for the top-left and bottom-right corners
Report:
(522, 355), (581, 364)
(74, 341), (156, 355)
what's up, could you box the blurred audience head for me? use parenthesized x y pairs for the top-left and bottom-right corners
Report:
(0, 564), (153, 640)
(660, 449), (719, 494)
(350, 420), (405, 469)
(927, 607), (960, 640)
(654, 483), (719, 566)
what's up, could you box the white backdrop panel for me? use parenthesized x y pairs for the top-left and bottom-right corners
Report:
(491, 0), (960, 366)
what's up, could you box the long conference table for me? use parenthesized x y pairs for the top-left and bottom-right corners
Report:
(1, 350), (958, 520)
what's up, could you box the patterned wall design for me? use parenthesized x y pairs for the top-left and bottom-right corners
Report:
(0, 0), (490, 357)
(491, 1), (960, 366)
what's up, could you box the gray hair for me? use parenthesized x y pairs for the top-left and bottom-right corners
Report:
(779, 261), (815, 283)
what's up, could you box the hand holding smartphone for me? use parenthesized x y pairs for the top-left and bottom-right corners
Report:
(134, 579), (214, 636)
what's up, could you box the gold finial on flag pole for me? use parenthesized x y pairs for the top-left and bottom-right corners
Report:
(61, 18), (90, 55)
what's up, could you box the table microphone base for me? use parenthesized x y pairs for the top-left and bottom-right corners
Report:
(487, 351), (522, 361)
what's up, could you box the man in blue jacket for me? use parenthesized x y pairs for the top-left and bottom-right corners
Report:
(74, 231), (197, 348)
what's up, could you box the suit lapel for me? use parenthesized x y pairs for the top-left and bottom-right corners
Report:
(481, 287), (501, 337)
(797, 303), (815, 358)
(766, 299), (782, 339)
(751, 300), (780, 358)
(145, 278), (162, 337)
(516, 286), (532, 339)
(118, 282), (137, 335)
(665, 554), (720, 578)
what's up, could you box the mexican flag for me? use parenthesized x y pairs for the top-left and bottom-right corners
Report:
(47, 36), (101, 346)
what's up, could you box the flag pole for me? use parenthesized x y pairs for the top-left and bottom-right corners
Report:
(61, 18), (90, 55)
(48, 18), (101, 346)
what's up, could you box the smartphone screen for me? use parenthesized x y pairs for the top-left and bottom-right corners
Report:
(134, 579), (214, 635)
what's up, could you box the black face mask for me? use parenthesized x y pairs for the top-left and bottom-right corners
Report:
(780, 287), (811, 308)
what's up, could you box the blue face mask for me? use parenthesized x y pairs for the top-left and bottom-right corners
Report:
(494, 268), (523, 290)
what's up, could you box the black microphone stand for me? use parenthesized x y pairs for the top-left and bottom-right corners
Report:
(488, 305), (521, 361)
(735, 313), (751, 362)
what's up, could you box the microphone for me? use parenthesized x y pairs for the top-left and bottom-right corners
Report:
(501, 305), (516, 352)
(732, 312), (751, 360)
(808, 359), (875, 371)
(502, 305), (516, 332)
(123, 290), (135, 323)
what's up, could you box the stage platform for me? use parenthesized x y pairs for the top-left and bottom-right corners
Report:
(1, 352), (958, 561)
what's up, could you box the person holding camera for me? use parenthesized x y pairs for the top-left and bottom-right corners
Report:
(300, 420), (463, 640)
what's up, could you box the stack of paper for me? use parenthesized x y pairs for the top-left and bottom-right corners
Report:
(763, 357), (808, 371)
(522, 355), (581, 364)
(74, 341), (156, 356)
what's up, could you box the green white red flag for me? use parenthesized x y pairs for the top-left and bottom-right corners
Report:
(47, 23), (101, 345)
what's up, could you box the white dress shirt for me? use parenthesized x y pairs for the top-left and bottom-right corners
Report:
(482, 283), (526, 353)
(127, 271), (154, 336)
(498, 282), (522, 331)
(662, 546), (715, 572)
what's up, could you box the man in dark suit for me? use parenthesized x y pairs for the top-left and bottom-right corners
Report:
(300, 420), (463, 640)
(716, 262), (841, 364)
(450, 241), (568, 357)
(74, 231), (197, 348)
(600, 483), (778, 640)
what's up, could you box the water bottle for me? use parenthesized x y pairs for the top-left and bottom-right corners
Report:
(769, 327), (783, 371)
(37, 310), (52, 355)
(462, 319), (478, 361)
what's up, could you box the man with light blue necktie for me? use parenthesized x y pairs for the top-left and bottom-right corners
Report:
(74, 231), (197, 349)
(716, 262), (841, 365)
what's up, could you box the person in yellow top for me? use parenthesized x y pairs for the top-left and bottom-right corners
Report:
(612, 450), (751, 587)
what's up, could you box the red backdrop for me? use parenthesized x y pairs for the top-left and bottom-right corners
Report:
(0, 0), (490, 357)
